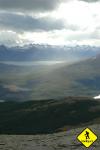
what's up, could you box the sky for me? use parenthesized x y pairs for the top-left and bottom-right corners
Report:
(0, 0), (100, 46)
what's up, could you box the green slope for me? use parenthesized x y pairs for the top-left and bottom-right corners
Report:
(0, 97), (100, 134)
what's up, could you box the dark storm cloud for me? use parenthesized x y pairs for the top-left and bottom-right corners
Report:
(0, 0), (64, 12)
(0, 13), (65, 31)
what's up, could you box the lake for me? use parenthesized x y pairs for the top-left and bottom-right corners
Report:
(0, 61), (66, 66)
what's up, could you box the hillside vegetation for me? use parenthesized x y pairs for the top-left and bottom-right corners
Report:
(0, 97), (100, 134)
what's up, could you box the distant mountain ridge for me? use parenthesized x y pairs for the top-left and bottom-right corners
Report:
(0, 44), (100, 61)
(0, 45), (100, 101)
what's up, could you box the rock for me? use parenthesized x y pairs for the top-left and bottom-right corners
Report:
(0, 124), (99, 150)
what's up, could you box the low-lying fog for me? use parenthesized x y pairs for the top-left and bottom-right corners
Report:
(0, 61), (67, 66)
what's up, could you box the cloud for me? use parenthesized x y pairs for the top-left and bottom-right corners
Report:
(0, 0), (100, 46)
(19, 28), (100, 46)
(80, 0), (100, 2)
(0, 12), (65, 32)
(0, 31), (21, 46)
(3, 84), (31, 92)
(0, 0), (65, 12)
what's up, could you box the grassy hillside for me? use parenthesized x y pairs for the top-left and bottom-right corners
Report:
(0, 97), (100, 134)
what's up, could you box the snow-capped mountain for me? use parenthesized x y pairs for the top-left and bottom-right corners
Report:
(0, 44), (100, 61)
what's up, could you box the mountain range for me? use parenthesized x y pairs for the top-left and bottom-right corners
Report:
(0, 44), (100, 61)
(0, 44), (100, 140)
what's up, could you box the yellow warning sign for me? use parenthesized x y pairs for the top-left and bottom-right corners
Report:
(77, 128), (97, 148)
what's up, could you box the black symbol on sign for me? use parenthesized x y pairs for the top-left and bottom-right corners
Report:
(85, 131), (90, 139)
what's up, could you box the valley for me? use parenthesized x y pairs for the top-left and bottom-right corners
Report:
(0, 53), (100, 101)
